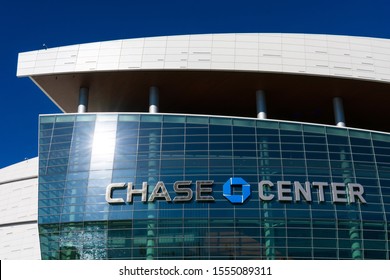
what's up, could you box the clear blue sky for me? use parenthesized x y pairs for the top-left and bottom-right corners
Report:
(1, 0), (390, 168)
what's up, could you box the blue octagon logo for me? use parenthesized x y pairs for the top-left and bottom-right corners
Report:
(223, 177), (251, 204)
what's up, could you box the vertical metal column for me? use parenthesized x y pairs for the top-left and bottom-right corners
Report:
(146, 129), (159, 260)
(145, 86), (159, 259)
(257, 90), (274, 258)
(78, 87), (89, 113)
(333, 96), (362, 258)
(256, 90), (267, 119)
(333, 97), (346, 127)
(340, 148), (363, 259)
(149, 87), (159, 113)
(261, 146), (275, 259)
(349, 223), (363, 259)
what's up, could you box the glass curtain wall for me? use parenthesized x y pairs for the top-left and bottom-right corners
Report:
(38, 114), (390, 259)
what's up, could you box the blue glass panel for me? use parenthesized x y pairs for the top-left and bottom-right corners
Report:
(37, 113), (390, 260)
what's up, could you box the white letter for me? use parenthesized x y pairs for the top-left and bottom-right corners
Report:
(127, 182), (148, 202)
(173, 181), (193, 202)
(258, 180), (274, 201)
(331, 183), (348, 203)
(148, 181), (172, 202)
(196, 180), (214, 202)
(294, 181), (312, 202)
(106, 183), (126, 204)
(312, 182), (328, 202)
(348, 183), (367, 204)
(277, 181), (292, 202)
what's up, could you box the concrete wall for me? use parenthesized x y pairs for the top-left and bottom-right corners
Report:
(0, 158), (40, 259)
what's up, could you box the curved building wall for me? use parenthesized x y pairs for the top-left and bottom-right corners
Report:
(0, 158), (40, 259)
(38, 113), (390, 260)
(17, 33), (390, 83)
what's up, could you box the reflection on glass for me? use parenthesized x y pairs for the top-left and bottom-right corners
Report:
(37, 114), (390, 260)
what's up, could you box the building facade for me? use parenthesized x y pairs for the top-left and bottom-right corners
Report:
(0, 158), (40, 259)
(11, 33), (390, 259)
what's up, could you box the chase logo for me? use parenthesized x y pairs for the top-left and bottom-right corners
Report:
(223, 177), (251, 204)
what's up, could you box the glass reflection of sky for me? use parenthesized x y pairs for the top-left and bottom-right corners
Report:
(91, 122), (117, 167)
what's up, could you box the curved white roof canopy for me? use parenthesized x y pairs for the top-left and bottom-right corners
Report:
(17, 33), (390, 131)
